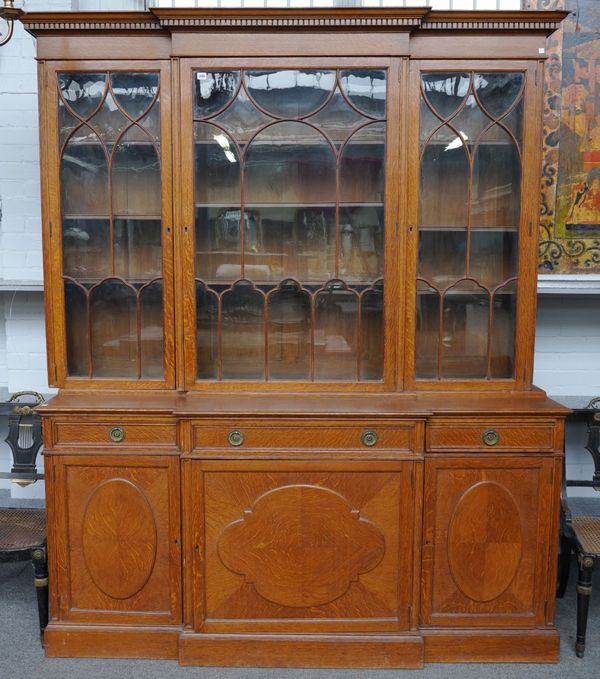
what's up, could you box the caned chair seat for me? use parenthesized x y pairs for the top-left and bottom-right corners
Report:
(0, 508), (46, 554)
(572, 515), (600, 555)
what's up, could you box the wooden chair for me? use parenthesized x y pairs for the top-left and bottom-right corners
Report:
(0, 391), (48, 643)
(557, 396), (600, 658)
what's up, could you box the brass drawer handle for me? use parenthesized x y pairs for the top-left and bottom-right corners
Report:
(361, 430), (378, 447)
(482, 429), (500, 447)
(228, 430), (245, 447)
(109, 426), (125, 443)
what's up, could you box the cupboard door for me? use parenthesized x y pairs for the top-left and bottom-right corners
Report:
(407, 62), (541, 387)
(421, 455), (556, 627)
(182, 62), (396, 387)
(48, 63), (174, 387)
(188, 460), (416, 633)
(50, 455), (181, 625)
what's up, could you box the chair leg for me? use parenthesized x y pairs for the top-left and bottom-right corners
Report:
(31, 547), (49, 645)
(557, 533), (572, 598)
(576, 554), (595, 658)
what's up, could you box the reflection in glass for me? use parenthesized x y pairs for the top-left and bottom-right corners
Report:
(306, 91), (365, 142)
(245, 70), (335, 118)
(314, 282), (358, 381)
(210, 86), (272, 143)
(268, 281), (311, 380)
(114, 218), (162, 280)
(64, 281), (89, 377)
(88, 91), (129, 143)
(475, 72), (524, 119)
(421, 72), (470, 122)
(61, 137), (109, 217)
(62, 219), (110, 280)
(59, 73), (107, 119)
(112, 131), (161, 217)
(194, 71), (240, 119)
(111, 72), (159, 120)
(472, 128), (521, 229)
(419, 125), (469, 229)
(441, 281), (489, 379)
(340, 122), (385, 204)
(339, 206), (384, 280)
(221, 282), (265, 380)
(340, 70), (386, 118)
(360, 281), (384, 380)
(416, 281), (439, 380)
(196, 282), (219, 380)
(195, 123), (240, 205)
(245, 122), (336, 205)
(418, 230), (466, 287)
(490, 280), (517, 379)
(140, 280), (164, 379)
(90, 279), (138, 378)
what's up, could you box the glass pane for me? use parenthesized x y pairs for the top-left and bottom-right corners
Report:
(470, 230), (517, 289)
(490, 280), (517, 379)
(194, 71), (240, 119)
(416, 281), (439, 379)
(196, 208), (241, 281)
(340, 122), (385, 204)
(360, 281), (384, 380)
(58, 103), (80, 148)
(114, 218), (162, 280)
(59, 72), (107, 120)
(112, 129), (161, 217)
(140, 280), (164, 379)
(195, 123), (240, 205)
(90, 279), (138, 378)
(418, 230), (466, 288)
(267, 281), (311, 380)
(339, 206), (384, 281)
(62, 219), (110, 280)
(245, 70), (336, 118)
(245, 121), (336, 204)
(111, 72), (159, 121)
(61, 134), (108, 217)
(314, 282), (358, 381)
(421, 72), (470, 122)
(221, 281), (265, 380)
(340, 69), (386, 118)
(196, 282), (219, 380)
(475, 72), (524, 119)
(419, 125), (469, 229)
(472, 127), (521, 229)
(64, 280), (89, 377)
(441, 281), (489, 379)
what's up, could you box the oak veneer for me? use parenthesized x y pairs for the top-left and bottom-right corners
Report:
(24, 7), (570, 668)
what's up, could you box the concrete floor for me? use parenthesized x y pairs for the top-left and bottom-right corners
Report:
(0, 558), (599, 679)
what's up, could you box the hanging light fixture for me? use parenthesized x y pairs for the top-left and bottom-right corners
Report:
(0, 0), (23, 47)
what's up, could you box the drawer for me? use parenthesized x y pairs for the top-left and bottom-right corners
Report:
(193, 420), (422, 453)
(427, 419), (558, 453)
(53, 419), (178, 448)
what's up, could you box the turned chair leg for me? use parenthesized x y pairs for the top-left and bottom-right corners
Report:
(557, 533), (572, 598)
(576, 554), (595, 658)
(31, 546), (49, 645)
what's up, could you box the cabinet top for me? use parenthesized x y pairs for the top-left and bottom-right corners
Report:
(21, 8), (568, 37)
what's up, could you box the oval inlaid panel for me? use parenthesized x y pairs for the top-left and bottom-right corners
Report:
(218, 484), (385, 608)
(448, 481), (522, 603)
(82, 478), (157, 600)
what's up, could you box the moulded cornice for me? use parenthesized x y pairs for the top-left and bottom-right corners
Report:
(20, 8), (570, 37)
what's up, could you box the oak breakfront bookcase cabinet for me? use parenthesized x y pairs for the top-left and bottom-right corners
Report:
(22, 7), (570, 668)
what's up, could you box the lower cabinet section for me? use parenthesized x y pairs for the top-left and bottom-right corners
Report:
(43, 447), (561, 667)
(421, 455), (556, 627)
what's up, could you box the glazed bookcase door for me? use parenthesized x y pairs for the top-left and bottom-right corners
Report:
(180, 59), (401, 391)
(405, 61), (542, 390)
(43, 61), (175, 388)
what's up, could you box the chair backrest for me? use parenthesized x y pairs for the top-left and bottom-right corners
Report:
(565, 397), (600, 493)
(1, 391), (45, 487)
